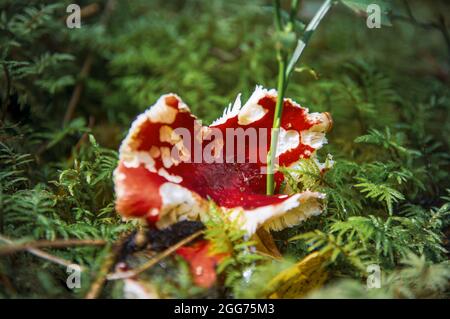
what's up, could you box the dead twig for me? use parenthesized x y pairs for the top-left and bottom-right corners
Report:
(0, 238), (106, 255)
(0, 234), (78, 269)
(0, 273), (16, 295)
(61, 3), (100, 22)
(107, 230), (204, 281)
(391, 1), (450, 58)
(84, 244), (116, 299)
(62, 0), (116, 126)
(62, 54), (94, 126)
(85, 232), (127, 299)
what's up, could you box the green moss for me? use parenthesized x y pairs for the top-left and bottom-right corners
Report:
(0, 0), (448, 298)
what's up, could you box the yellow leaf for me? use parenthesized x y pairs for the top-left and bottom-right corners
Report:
(266, 252), (329, 298)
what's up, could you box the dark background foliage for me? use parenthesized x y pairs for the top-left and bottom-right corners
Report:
(0, 0), (449, 298)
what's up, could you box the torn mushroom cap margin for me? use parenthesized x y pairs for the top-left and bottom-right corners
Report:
(114, 93), (205, 224)
(225, 92), (333, 235)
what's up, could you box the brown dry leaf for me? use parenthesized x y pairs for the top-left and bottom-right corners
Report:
(266, 251), (329, 298)
(254, 228), (282, 259)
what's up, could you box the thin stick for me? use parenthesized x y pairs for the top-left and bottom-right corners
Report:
(85, 230), (130, 299)
(0, 238), (106, 255)
(62, 55), (94, 126)
(62, 0), (116, 126)
(0, 234), (77, 268)
(107, 230), (203, 280)
(85, 243), (116, 299)
(0, 273), (16, 295)
(390, 1), (450, 58)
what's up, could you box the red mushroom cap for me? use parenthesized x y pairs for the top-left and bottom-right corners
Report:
(175, 240), (226, 289)
(114, 86), (332, 234)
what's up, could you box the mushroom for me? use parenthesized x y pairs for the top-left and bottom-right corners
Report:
(114, 86), (332, 288)
(175, 240), (225, 289)
(114, 86), (332, 235)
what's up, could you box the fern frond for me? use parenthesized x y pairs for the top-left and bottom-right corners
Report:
(354, 177), (404, 214)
